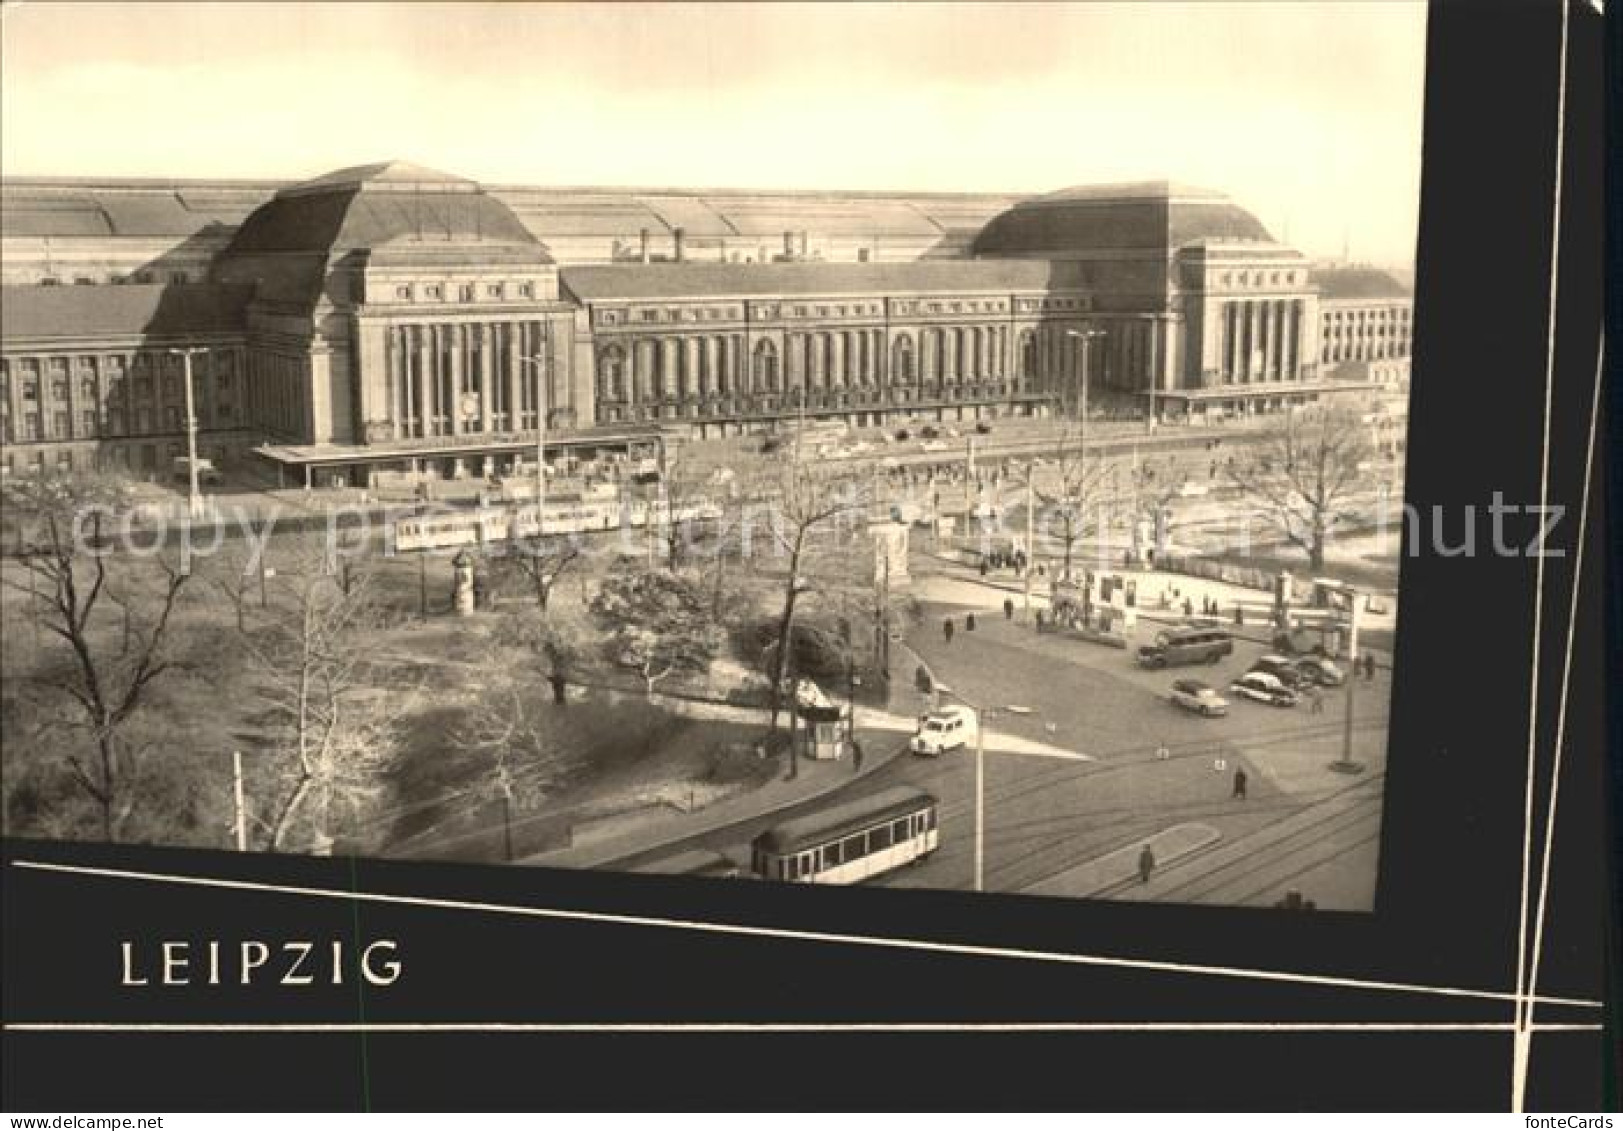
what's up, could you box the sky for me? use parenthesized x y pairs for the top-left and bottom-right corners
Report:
(0, 1), (1427, 265)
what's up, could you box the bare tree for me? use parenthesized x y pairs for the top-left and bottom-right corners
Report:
(204, 543), (262, 634)
(1, 473), (191, 841)
(1126, 451), (1187, 561)
(1226, 404), (1374, 572)
(451, 649), (571, 862)
(1031, 424), (1116, 581)
(758, 460), (868, 776)
(493, 530), (584, 613)
(589, 568), (723, 697)
(646, 455), (718, 573)
(240, 561), (405, 853)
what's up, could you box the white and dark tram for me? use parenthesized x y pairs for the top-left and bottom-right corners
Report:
(750, 786), (940, 885)
(391, 494), (721, 553)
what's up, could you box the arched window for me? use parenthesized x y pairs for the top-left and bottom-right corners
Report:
(753, 339), (779, 392)
(598, 344), (626, 400)
(891, 335), (915, 384)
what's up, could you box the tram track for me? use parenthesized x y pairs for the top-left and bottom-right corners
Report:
(1092, 772), (1386, 904)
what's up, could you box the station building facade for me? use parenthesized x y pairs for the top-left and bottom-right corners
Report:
(0, 163), (1411, 485)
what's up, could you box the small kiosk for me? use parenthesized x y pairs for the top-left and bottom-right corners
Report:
(796, 703), (850, 762)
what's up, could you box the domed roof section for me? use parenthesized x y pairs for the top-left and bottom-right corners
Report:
(223, 160), (550, 259)
(275, 160), (480, 198)
(973, 181), (1275, 258)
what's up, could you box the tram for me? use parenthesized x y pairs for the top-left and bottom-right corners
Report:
(750, 786), (939, 884)
(391, 495), (720, 552)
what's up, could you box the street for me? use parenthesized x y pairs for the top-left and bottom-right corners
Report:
(607, 558), (1393, 910)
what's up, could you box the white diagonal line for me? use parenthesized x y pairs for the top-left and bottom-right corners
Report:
(10, 860), (1601, 1010)
(1512, 0), (1572, 1111)
(1523, 333), (1605, 1060)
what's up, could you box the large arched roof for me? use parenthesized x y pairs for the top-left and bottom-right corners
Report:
(972, 181), (1275, 257)
(222, 161), (549, 258)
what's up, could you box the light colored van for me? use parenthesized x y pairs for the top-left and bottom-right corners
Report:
(909, 705), (978, 756)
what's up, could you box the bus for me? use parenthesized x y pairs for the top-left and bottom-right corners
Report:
(750, 786), (939, 884)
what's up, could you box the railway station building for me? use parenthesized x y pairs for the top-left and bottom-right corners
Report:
(0, 162), (1410, 487)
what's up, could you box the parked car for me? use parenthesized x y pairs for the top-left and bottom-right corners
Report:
(1290, 656), (1345, 687)
(1272, 629), (1331, 657)
(1136, 627), (1235, 669)
(894, 429), (912, 442)
(1247, 654), (1308, 689)
(920, 425), (941, 440)
(1230, 671), (1298, 708)
(1169, 678), (1229, 718)
(975, 421), (994, 434)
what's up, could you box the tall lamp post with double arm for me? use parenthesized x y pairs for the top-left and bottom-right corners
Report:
(518, 340), (551, 525)
(931, 683), (992, 893)
(167, 346), (210, 518)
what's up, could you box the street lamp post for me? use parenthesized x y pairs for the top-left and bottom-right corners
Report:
(168, 347), (210, 518)
(1023, 460), (1035, 621)
(1331, 583), (1365, 774)
(938, 685), (990, 892)
(1065, 328), (1105, 430)
(518, 340), (550, 526)
(1064, 330), (1105, 584)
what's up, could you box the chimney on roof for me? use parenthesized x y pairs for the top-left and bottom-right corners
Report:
(674, 226), (686, 263)
(640, 228), (651, 264)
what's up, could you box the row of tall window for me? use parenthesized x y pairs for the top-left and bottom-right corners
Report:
(1, 350), (241, 444)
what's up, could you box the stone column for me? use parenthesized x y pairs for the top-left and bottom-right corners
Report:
(1271, 301), (1285, 380)
(476, 324), (493, 433)
(1282, 302), (1297, 380)
(387, 327), (404, 438)
(502, 322), (520, 429)
(416, 326), (433, 436)
(660, 337), (678, 401)
(444, 324), (462, 436)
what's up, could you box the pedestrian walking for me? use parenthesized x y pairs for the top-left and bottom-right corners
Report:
(966, 613), (977, 632)
(1232, 768), (1248, 800)
(1184, 597), (1194, 617)
(851, 738), (865, 774)
(1365, 654), (1377, 681)
(979, 559), (989, 578)
(943, 618), (955, 644)
(1004, 597), (1015, 621)
(1138, 844), (1156, 884)
(1308, 686), (1324, 714)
